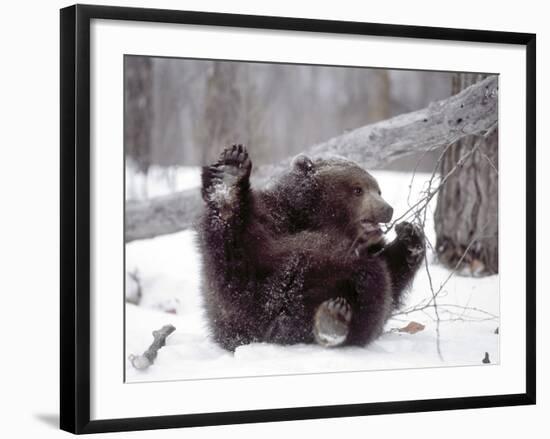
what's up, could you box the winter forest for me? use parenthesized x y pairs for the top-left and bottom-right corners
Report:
(125, 56), (499, 382)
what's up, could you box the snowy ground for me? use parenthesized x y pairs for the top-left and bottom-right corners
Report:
(125, 167), (499, 383)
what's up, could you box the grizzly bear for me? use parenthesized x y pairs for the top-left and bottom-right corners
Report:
(199, 144), (425, 351)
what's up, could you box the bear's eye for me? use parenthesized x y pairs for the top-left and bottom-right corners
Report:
(353, 187), (363, 196)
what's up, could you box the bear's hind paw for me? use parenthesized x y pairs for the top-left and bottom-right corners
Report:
(313, 297), (352, 348)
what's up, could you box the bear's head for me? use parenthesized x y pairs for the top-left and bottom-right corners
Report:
(286, 154), (393, 243)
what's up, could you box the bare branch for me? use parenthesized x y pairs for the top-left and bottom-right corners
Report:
(385, 136), (483, 232)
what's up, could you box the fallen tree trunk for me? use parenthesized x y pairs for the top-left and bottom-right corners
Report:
(126, 189), (203, 242)
(126, 75), (498, 242)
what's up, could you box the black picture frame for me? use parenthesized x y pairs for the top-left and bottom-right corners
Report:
(60, 4), (536, 434)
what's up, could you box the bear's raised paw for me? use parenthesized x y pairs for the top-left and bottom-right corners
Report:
(214, 144), (252, 186)
(202, 144), (252, 203)
(395, 222), (425, 266)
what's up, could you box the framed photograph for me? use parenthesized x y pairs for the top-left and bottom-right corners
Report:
(60, 4), (536, 434)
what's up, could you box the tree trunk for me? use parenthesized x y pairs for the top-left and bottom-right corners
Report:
(367, 70), (390, 122)
(198, 62), (242, 163)
(125, 56), (153, 175)
(434, 74), (498, 275)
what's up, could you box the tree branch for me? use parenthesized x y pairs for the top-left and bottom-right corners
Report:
(126, 75), (498, 242)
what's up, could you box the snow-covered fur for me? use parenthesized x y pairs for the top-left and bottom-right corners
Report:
(198, 145), (425, 351)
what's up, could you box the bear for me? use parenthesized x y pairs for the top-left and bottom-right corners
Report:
(198, 144), (425, 351)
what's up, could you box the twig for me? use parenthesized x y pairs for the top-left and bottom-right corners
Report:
(424, 248), (443, 360)
(481, 150), (499, 175)
(394, 303), (498, 320)
(128, 324), (176, 370)
(388, 132), (499, 359)
(406, 143), (443, 207)
(385, 138), (483, 233)
(419, 145), (446, 361)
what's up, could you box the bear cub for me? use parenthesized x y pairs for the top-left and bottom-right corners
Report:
(199, 144), (425, 351)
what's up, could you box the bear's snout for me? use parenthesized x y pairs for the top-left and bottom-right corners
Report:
(361, 196), (393, 224)
(379, 203), (393, 223)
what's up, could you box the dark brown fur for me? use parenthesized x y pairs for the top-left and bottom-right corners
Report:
(198, 145), (425, 351)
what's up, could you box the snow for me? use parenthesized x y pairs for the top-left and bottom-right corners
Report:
(125, 167), (499, 383)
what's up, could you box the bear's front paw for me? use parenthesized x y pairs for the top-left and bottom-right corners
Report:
(214, 144), (252, 187)
(313, 297), (352, 348)
(350, 222), (384, 259)
(395, 222), (425, 266)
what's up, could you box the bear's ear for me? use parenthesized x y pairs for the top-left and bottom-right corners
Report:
(291, 154), (314, 174)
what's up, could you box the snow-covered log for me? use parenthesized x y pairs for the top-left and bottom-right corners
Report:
(126, 75), (498, 242)
(126, 188), (202, 243)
